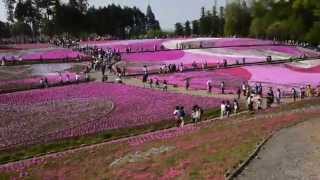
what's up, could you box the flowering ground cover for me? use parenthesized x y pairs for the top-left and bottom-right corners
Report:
(0, 72), (84, 93)
(2, 43), (53, 51)
(0, 62), (89, 93)
(1, 98), (320, 179)
(90, 38), (320, 75)
(149, 58), (320, 92)
(244, 64), (320, 88)
(0, 83), (221, 149)
(150, 68), (251, 92)
(0, 47), (87, 63)
(83, 39), (168, 52)
(0, 98), (114, 147)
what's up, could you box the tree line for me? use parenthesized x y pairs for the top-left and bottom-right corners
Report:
(0, 0), (161, 41)
(174, 0), (320, 45)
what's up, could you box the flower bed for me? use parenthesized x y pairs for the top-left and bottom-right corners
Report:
(122, 50), (185, 62)
(244, 64), (320, 88)
(0, 48), (88, 64)
(4, 43), (53, 50)
(0, 72), (85, 93)
(96, 38), (319, 74)
(149, 62), (320, 93)
(150, 68), (251, 92)
(0, 83), (221, 149)
(85, 39), (167, 52)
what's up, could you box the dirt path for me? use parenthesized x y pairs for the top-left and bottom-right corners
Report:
(236, 118), (320, 180)
(89, 70), (240, 100)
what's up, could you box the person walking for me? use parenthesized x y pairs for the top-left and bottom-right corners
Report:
(142, 74), (148, 88)
(220, 101), (226, 119)
(266, 87), (274, 108)
(247, 95), (254, 111)
(242, 82), (247, 96)
(185, 78), (190, 90)
(173, 106), (180, 127)
(179, 106), (186, 127)
(256, 97), (263, 110)
(225, 101), (231, 117)
(75, 73), (80, 83)
(149, 78), (154, 88)
(233, 99), (239, 114)
(306, 84), (312, 97)
(163, 80), (168, 92)
(207, 80), (213, 93)
(143, 65), (148, 75)
(192, 105), (201, 125)
(101, 62), (106, 76)
(300, 86), (305, 99)
(292, 88), (297, 102)
(179, 62), (184, 72)
(276, 88), (281, 104)
(236, 87), (241, 99)
(221, 81), (225, 94)
(155, 79), (160, 88)
(258, 83), (263, 96)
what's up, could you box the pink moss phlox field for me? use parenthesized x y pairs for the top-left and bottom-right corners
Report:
(86, 39), (167, 52)
(6, 43), (53, 50)
(284, 64), (320, 73)
(82, 38), (319, 75)
(0, 48), (86, 62)
(122, 50), (185, 62)
(212, 38), (273, 47)
(0, 72), (82, 91)
(150, 68), (251, 91)
(0, 83), (221, 149)
(21, 49), (85, 61)
(245, 65), (320, 88)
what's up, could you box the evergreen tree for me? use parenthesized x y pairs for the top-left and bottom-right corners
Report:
(146, 5), (160, 31)
(174, 23), (184, 36)
(192, 20), (200, 35)
(184, 21), (191, 36)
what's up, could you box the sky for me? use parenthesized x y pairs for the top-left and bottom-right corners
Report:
(0, 0), (226, 30)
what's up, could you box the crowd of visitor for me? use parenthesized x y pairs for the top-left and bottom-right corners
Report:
(39, 73), (88, 89)
(219, 82), (320, 119)
(173, 105), (203, 127)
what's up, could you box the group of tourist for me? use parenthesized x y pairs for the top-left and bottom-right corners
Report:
(159, 63), (184, 73)
(39, 73), (85, 89)
(124, 45), (166, 53)
(173, 105), (203, 127)
(142, 77), (168, 92)
(171, 81), (320, 126)
(220, 100), (239, 119)
(291, 84), (320, 101)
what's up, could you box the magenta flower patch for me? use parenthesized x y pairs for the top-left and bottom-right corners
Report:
(0, 83), (221, 149)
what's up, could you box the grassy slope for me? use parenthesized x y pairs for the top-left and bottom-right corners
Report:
(1, 98), (320, 179)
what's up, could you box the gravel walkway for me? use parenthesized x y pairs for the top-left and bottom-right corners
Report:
(236, 118), (320, 180)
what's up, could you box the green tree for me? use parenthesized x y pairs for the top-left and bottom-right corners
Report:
(192, 20), (200, 35)
(305, 22), (320, 45)
(266, 21), (290, 40)
(146, 5), (160, 31)
(184, 21), (191, 36)
(224, 2), (250, 36)
(0, 21), (11, 38)
(174, 23), (184, 36)
(250, 18), (266, 38)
